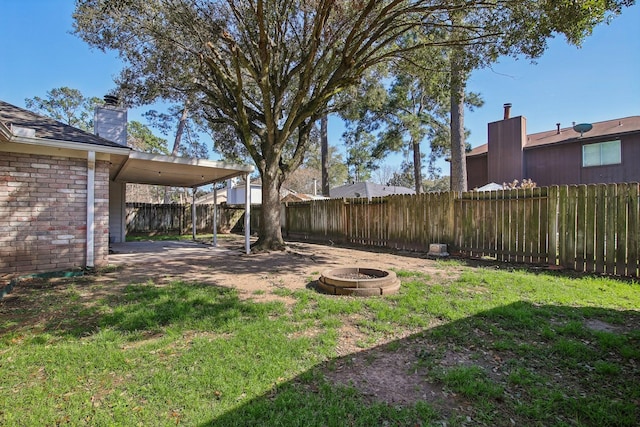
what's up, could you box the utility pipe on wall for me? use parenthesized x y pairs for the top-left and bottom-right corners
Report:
(86, 151), (96, 268)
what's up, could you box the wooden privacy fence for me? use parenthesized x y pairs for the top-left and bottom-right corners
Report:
(126, 203), (261, 235)
(283, 183), (639, 277)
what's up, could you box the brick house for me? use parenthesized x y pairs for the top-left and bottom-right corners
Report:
(1, 99), (253, 278)
(466, 104), (640, 189)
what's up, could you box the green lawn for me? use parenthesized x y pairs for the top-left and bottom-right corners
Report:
(1, 261), (638, 426)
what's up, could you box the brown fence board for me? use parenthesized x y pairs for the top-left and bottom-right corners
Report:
(575, 185), (587, 272)
(605, 184), (617, 275)
(507, 191), (516, 261)
(616, 185), (629, 276)
(496, 190), (505, 261)
(566, 186), (578, 271)
(558, 186), (569, 267)
(628, 184), (639, 277)
(594, 185), (606, 274)
(584, 185), (596, 272)
(529, 188), (541, 263)
(548, 186), (559, 266)
(538, 187), (549, 264)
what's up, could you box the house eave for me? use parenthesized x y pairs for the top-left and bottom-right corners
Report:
(2, 132), (132, 155)
(0, 121), (130, 155)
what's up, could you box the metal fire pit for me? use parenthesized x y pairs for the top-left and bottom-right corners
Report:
(318, 267), (400, 296)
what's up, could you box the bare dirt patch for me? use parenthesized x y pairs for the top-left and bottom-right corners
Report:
(3, 236), (460, 408)
(107, 237), (449, 305)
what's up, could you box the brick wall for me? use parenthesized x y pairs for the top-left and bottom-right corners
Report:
(0, 152), (109, 277)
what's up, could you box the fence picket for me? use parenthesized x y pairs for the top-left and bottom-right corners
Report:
(616, 185), (629, 275)
(605, 184), (617, 275)
(529, 187), (540, 263)
(628, 184), (639, 277)
(575, 185), (587, 272)
(496, 190), (508, 261)
(585, 185), (596, 272)
(595, 185), (606, 274)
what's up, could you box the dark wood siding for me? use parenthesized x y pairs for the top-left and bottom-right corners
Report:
(466, 154), (488, 189)
(524, 143), (582, 186)
(525, 133), (640, 186)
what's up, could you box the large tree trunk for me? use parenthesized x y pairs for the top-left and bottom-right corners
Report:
(412, 138), (423, 194)
(254, 165), (286, 251)
(449, 47), (468, 192)
(164, 106), (190, 203)
(320, 115), (330, 196)
(171, 106), (189, 156)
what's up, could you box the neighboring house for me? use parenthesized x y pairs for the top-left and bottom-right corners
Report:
(280, 191), (328, 203)
(1, 98), (253, 278)
(466, 104), (640, 189)
(195, 178), (263, 205)
(329, 182), (415, 200)
(196, 179), (326, 205)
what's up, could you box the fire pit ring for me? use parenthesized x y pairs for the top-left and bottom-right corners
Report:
(318, 267), (400, 296)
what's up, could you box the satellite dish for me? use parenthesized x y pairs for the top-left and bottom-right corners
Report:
(573, 123), (593, 137)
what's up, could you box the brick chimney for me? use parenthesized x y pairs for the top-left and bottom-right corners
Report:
(503, 103), (512, 120)
(487, 103), (527, 185)
(94, 95), (127, 145)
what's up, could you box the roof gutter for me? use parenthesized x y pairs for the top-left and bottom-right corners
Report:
(523, 128), (640, 151)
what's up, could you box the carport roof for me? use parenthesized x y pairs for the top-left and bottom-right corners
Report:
(112, 151), (253, 187)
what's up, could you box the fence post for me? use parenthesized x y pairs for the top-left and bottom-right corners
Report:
(628, 183), (639, 277)
(548, 186), (559, 267)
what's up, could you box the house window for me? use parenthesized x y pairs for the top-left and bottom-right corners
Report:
(582, 140), (621, 167)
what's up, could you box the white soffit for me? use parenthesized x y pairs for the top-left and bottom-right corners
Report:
(112, 151), (254, 187)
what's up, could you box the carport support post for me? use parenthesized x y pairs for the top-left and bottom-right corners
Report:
(212, 187), (218, 247)
(192, 189), (197, 240)
(244, 174), (251, 254)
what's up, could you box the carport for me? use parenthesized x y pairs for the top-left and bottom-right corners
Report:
(108, 150), (255, 254)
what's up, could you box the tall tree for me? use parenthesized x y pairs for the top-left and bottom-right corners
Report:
(337, 68), (389, 183)
(127, 121), (169, 154)
(127, 121), (171, 203)
(443, 0), (634, 191)
(303, 143), (348, 191)
(73, 0), (499, 250)
(73, 0), (632, 249)
(340, 44), (482, 194)
(319, 115), (330, 196)
(25, 87), (102, 132)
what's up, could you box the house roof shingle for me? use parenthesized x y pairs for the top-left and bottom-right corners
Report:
(330, 182), (415, 199)
(467, 116), (640, 157)
(0, 100), (128, 150)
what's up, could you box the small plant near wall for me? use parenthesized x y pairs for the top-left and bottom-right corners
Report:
(503, 179), (537, 189)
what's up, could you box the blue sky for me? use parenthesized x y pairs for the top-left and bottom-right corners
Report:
(1, 1), (638, 177)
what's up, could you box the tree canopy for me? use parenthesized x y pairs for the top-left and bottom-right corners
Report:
(25, 87), (101, 132)
(73, 0), (634, 248)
